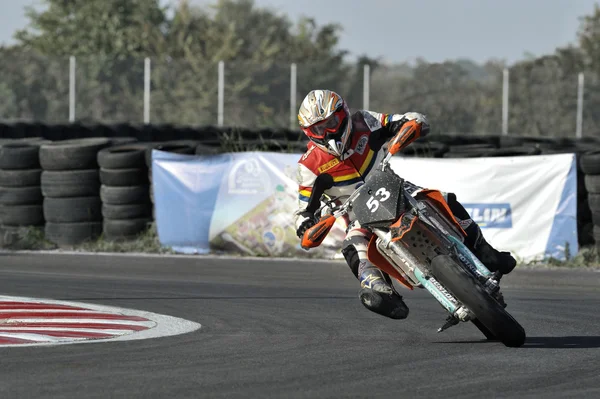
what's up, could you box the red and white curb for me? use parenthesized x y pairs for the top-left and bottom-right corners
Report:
(0, 295), (201, 347)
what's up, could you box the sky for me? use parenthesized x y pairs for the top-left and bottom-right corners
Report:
(1, 0), (598, 65)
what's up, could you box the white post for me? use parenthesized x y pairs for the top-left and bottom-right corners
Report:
(576, 72), (584, 139)
(290, 63), (297, 130)
(218, 60), (224, 127)
(69, 56), (76, 122)
(144, 57), (151, 124)
(502, 68), (509, 135)
(363, 64), (370, 110)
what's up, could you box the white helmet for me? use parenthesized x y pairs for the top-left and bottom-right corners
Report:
(298, 89), (352, 158)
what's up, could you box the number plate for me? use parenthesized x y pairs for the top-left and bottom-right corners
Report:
(351, 168), (405, 227)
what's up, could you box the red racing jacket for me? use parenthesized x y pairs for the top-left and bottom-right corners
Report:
(294, 110), (428, 229)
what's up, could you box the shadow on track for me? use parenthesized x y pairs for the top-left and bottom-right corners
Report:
(522, 336), (600, 349)
(434, 336), (600, 349)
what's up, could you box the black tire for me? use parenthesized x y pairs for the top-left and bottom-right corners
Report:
(484, 146), (542, 157)
(100, 168), (147, 187)
(100, 185), (150, 205)
(97, 144), (150, 169)
(103, 218), (151, 241)
(196, 143), (221, 155)
(0, 186), (43, 205)
(145, 142), (196, 168)
(471, 318), (498, 341)
(584, 174), (600, 194)
(580, 222), (594, 246)
(102, 203), (152, 219)
(45, 222), (102, 246)
(41, 169), (100, 198)
(109, 137), (138, 146)
(39, 138), (110, 171)
(498, 136), (524, 148)
(0, 205), (44, 226)
(442, 151), (487, 159)
(0, 169), (42, 187)
(593, 226), (600, 253)
(429, 255), (526, 347)
(401, 142), (448, 158)
(43, 196), (102, 223)
(588, 193), (600, 212)
(580, 151), (600, 175)
(448, 144), (497, 152)
(0, 142), (42, 170)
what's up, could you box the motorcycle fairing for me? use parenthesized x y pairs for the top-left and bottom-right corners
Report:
(416, 189), (467, 237)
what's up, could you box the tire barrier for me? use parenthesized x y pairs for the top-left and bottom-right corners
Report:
(0, 140), (46, 247)
(40, 138), (113, 247)
(98, 143), (153, 241)
(580, 150), (600, 251)
(1, 123), (600, 253)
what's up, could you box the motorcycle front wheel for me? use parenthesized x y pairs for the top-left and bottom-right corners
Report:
(429, 254), (526, 348)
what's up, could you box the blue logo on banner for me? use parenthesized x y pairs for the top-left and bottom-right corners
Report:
(463, 203), (512, 228)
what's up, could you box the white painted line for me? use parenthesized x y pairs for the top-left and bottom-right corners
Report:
(0, 295), (201, 348)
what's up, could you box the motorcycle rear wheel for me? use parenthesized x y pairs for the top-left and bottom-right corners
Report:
(429, 255), (526, 348)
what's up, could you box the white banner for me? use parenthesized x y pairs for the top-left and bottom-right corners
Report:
(153, 151), (577, 262)
(388, 154), (577, 262)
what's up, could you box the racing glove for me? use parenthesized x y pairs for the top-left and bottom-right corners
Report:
(296, 211), (316, 238)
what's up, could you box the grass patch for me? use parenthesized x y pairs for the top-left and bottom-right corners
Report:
(519, 246), (600, 269)
(0, 223), (174, 254)
(0, 226), (56, 250)
(77, 223), (174, 254)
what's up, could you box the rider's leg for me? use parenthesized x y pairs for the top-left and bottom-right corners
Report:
(341, 222), (409, 319)
(446, 193), (517, 274)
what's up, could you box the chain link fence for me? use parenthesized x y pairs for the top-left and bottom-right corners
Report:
(0, 53), (596, 138)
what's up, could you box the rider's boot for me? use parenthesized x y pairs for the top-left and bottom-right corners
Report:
(446, 193), (516, 275)
(468, 223), (517, 275)
(356, 260), (410, 319)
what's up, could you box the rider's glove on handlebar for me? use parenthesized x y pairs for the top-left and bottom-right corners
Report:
(296, 212), (316, 238)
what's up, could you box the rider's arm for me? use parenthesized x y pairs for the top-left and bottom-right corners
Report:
(294, 162), (318, 231)
(362, 110), (430, 149)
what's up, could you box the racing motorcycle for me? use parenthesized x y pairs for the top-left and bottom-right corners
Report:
(301, 120), (526, 348)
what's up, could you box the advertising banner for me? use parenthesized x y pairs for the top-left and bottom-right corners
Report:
(152, 150), (577, 262)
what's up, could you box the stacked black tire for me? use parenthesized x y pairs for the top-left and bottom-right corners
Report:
(0, 140), (46, 246)
(98, 144), (153, 241)
(580, 151), (600, 251)
(40, 138), (111, 247)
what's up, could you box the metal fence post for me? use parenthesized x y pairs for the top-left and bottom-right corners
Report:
(290, 63), (297, 130)
(576, 72), (584, 138)
(363, 64), (370, 110)
(218, 61), (224, 127)
(502, 68), (509, 135)
(144, 57), (151, 124)
(69, 56), (76, 122)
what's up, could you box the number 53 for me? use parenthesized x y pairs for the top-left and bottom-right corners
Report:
(366, 187), (391, 213)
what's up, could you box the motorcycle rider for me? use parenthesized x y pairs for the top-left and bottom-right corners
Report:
(294, 89), (516, 320)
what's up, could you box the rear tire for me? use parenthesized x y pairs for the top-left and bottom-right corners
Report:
(429, 255), (526, 348)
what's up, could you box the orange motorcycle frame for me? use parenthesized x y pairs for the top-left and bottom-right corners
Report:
(366, 189), (467, 290)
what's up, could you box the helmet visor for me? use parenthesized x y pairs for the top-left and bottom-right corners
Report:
(304, 108), (347, 144)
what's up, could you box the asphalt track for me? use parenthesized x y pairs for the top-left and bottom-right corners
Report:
(0, 253), (599, 398)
